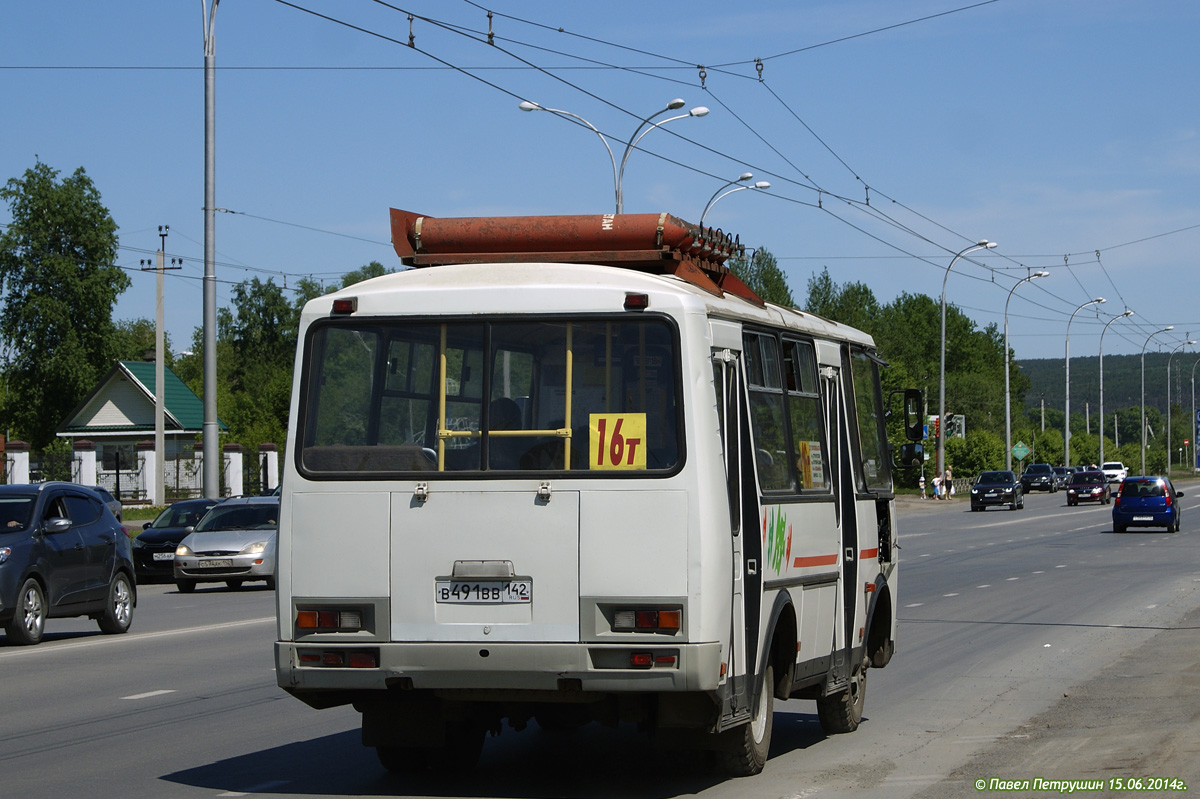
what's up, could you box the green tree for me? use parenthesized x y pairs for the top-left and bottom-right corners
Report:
(804, 267), (880, 336)
(728, 247), (794, 307)
(340, 260), (392, 289)
(0, 161), (127, 446)
(110, 318), (174, 365)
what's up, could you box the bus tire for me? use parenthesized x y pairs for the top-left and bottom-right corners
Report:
(717, 663), (773, 777)
(817, 663), (866, 735)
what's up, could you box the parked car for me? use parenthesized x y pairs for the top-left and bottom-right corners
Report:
(174, 495), (278, 592)
(132, 497), (222, 582)
(0, 482), (136, 645)
(1051, 466), (1072, 491)
(1066, 470), (1110, 505)
(970, 470), (1023, 511)
(1101, 461), (1128, 484)
(1021, 463), (1057, 492)
(88, 485), (123, 522)
(1112, 476), (1183, 533)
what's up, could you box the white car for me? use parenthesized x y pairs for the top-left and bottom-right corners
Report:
(1101, 461), (1127, 484)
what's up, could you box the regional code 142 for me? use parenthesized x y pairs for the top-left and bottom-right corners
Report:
(977, 777), (1188, 791)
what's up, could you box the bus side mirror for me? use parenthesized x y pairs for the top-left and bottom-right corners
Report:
(902, 389), (923, 442)
(890, 388), (924, 442)
(897, 442), (924, 468)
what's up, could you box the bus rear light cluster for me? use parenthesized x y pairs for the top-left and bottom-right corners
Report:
(612, 608), (681, 632)
(298, 648), (378, 669)
(296, 608), (363, 632)
(630, 652), (677, 669)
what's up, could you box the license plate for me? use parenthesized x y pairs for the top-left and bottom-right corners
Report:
(152, 552), (174, 561)
(1133, 516), (1154, 522)
(435, 579), (532, 604)
(199, 559), (234, 568)
(985, 492), (997, 497)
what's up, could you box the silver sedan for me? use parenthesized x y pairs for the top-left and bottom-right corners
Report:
(174, 496), (278, 592)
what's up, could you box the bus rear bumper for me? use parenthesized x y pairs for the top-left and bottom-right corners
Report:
(275, 640), (724, 696)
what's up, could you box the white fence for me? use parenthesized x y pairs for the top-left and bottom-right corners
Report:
(4, 442), (279, 503)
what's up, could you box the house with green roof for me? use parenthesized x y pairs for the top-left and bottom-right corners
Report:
(56, 360), (227, 471)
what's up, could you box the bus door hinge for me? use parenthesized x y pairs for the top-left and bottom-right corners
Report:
(414, 482), (429, 502)
(538, 481), (552, 502)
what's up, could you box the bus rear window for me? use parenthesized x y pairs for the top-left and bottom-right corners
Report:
(299, 317), (681, 476)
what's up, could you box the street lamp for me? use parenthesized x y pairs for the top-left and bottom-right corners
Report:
(519, 101), (619, 212)
(1141, 325), (1175, 475)
(1098, 310), (1134, 464)
(1167, 339), (1195, 474)
(1065, 297), (1106, 466)
(1004, 270), (1049, 471)
(939, 240), (997, 486)
(699, 175), (771, 226)
(616, 100), (708, 213)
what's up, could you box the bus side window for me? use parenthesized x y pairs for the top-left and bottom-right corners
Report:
(783, 339), (829, 491)
(743, 332), (795, 493)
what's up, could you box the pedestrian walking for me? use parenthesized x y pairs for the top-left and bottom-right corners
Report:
(919, 475), (927, 499)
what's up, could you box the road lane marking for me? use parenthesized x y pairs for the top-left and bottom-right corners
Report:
(218, 781), (291, 797)
(122, 689), (176, 700)
(0, 617), (274, 660)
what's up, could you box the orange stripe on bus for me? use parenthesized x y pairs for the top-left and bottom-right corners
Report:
(792, 554), (838, 568)
(860, 548), (879, 560)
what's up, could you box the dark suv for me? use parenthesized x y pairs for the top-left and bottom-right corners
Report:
(1021, 463), (1057, 492)
(0, 482), (137, 645)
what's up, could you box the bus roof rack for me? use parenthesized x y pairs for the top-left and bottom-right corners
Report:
(389, 208), (764, 307)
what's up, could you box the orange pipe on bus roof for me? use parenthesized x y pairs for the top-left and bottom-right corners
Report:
(390, 208), (713, 260)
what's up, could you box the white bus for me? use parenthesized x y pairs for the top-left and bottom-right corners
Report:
(275, 209), (923, 776)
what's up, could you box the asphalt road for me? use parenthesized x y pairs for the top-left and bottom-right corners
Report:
(4, 482), (1200, 798)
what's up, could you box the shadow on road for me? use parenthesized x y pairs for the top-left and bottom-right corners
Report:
(162, 707), (831, 797)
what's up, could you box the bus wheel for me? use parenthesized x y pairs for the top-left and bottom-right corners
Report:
(817, 663), (867, 735)
(718, 663), (774, 776)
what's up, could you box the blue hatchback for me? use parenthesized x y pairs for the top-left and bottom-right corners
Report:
(1112, 477), (1183, 533)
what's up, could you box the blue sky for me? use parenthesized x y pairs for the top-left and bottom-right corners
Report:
(4, 1), (1198, 364)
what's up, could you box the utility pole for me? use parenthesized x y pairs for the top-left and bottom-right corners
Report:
(140, 227), (181, 507)
(202, 0), (220, 498)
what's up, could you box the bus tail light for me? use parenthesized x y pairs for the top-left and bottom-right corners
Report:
(296, 608), (364, 632)
(331, 297), (357, 315)
(612, 607), (681, 632)
(299, 648), (379, 668)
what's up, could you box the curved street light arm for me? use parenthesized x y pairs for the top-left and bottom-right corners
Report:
(1003, 270), (1049, 470)
(520, 101), (619, 213)
(939, 240), (997, 482)
(700, 179), (769, 226)
(617, 103), (707, 213)
(1142, 325), (1176, 474)
(1065, 297), (1106, 465)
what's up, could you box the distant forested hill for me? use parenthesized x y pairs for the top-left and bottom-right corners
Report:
(1019, 352), (1198, 416)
